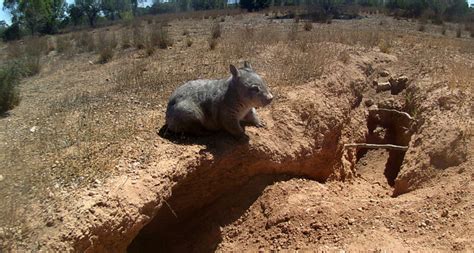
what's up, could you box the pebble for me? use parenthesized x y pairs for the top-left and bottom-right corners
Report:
(46, 219), (54, 227)
(29, 126), (38, 133)
(364, 99), (374, 107)
(348, 218), (355, 225)
(0, 174), (4, 182)
(380, 70), (390, 77)
(375, 81), (391, 92)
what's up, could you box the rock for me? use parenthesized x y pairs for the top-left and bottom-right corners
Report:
(441, 210), (449, 217)
(380, 70), (390, 77)
(389, 75), (409, 94)
(364, 99), (374, 107)
(46, 219), (54, 227)
(348, 218), (355, 225)
(29, 126), (38, 133)
(375, 81), (391, 92)
(0, 174), (4, 182)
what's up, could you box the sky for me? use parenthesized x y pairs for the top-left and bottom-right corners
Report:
(1, 0), (474, 25)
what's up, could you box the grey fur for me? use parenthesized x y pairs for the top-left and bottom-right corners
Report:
(165, 61), (273, 137)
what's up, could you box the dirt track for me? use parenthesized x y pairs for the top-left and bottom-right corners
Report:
(0, 12), (473, 252)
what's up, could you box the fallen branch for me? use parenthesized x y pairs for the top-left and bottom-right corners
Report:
(344, 143), (408, 151)
(369, 108), (414, 121)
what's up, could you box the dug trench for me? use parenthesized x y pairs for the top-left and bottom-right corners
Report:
(127, 107), (415, 253)
(41, 53), (429, 252)
(124, 64), (417, 251)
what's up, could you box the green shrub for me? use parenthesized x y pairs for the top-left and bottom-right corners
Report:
(2, 23), (22, 41)
(0, 64), (21, 114)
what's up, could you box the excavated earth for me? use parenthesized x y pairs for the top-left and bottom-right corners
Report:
(1, 15), (473, 252)
(28, 49), (473, 252)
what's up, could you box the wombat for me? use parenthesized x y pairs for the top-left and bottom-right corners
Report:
(164, 61), (273, 137)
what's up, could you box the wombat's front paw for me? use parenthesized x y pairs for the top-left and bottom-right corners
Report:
(255, 121), (266, 128)
(237, 133), (250, 143)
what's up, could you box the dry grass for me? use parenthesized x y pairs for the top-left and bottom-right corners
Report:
(150, 23), (173, 49)
(133, 25), (146, 50)
(121, 29), (132, 49)
(56, 35), (73, 54)
(186, 37), (193, 47)
(145, 40), (155, 56)
(456, 25), (462, 38)
(288, 22), (298, 41)
(441, 25), (447, 35)
(18, 37), (48, 76)
(418, 24), (426, 32)
(211, 22), (222, 39)
(76, 32), (96, 52)
(447, 62), (474, 92)
(209, 37), (218, 50)
(97, 33), (116, 64)
(378, 39), (391, 53)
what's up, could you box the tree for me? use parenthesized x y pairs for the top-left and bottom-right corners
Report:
(240, 0), (270, 11)
(43, 0), (67, 34)
(76, 0), (101, 27)
(443, 0), (469, 18)
(132, 0), (147, 15)
(68, 4), (84, 26)
(3, 0), (65, 34)
(101, 0), (132, 20)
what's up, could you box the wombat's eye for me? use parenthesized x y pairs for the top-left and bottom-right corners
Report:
(250, 86), (260, 92)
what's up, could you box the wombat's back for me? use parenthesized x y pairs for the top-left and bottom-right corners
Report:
(165, 79), (228, 134)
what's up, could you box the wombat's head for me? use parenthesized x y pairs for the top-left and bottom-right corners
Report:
(230, 61), (273, 108)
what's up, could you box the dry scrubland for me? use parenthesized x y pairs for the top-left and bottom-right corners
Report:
(0, 10), (473, 252)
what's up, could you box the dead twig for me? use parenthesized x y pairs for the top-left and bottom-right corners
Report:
(163, 199), (178, 219)
(344, 143), (408, 151)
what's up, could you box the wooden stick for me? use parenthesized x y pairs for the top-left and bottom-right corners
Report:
(344, 143), (408, 151)
(369, 108), (414, 121)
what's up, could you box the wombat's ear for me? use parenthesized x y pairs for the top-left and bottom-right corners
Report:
(230, 64), (239, 77)
(243, 61), (252, 69)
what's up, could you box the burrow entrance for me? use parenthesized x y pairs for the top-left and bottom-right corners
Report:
(355, 108), (414, 187)
(128, 174), (298, 252)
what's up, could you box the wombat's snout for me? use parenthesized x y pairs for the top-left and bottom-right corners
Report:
(264, 93), (273, 105)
